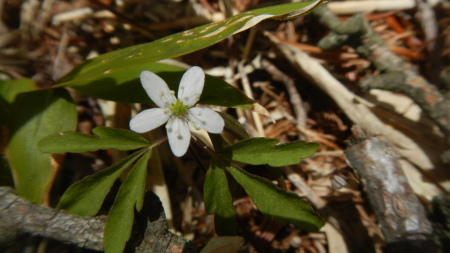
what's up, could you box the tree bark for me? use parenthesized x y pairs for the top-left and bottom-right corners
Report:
(0, 187), (195, 252)
(344, 126), (436, 253)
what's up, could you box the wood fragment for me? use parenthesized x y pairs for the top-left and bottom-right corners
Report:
(344, 126), (435, 253)
(0, 187), (194, 252)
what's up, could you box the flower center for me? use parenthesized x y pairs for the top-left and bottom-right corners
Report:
(170, 99), (189, 117)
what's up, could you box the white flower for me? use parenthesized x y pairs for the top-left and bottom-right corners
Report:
(130, 66), (225, 157)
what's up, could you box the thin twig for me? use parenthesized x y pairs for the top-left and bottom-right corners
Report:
(312, 6), (450, 162)
(261, 59), (307, 129)
(264, 31), (435, 170)
(238, 61), (265, 137)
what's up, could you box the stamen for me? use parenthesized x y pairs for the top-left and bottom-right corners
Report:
(170, 100), (189, 117)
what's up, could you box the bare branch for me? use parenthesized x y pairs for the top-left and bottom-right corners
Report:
(0, 187), (195, 253)
(312, 6), (450, 162)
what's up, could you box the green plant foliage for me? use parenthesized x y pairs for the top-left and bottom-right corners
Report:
(6, 88), (77, 203)
(59, 62), (253, 109)
(39, 126), (149, 153)
(204, 160), (237, 236)
(225, 164), (325, 231)
(0, 78), (36, 125)
(104, 150), (151, 253)
(0, 78), (37, 186)
(220, 138), (319, 167)
(219, 112), (250, 141)
(56, 149), (147, 216)
(55, 0), (326, 108)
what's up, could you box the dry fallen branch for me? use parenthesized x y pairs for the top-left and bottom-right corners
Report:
(344, 126), (435, 253)
(0, 187), (194, 253)
(264, 31), (435, 171)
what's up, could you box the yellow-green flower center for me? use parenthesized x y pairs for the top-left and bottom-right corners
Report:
(170, 100), (189, 117)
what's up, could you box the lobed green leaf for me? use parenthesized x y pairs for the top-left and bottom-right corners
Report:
(104, 150), (151, 253)
(204, 160), (237, 236)
(56, 149), (147, 216)
(225, 164), (325, 231)
(220, 138), (319, 167)
(39, 126), (149, 153)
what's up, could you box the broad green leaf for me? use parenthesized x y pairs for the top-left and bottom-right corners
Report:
(56, 0), (327, 107)
(39, 126), (149, 153)
(58, 62), (254, 109)
(0, 78), (36, 103)
(104, 150), (151, 253)
(225, 164), (325, 231)
(0, 78), (36, 125)
(220, 138), (319, 167)
(6, 88), (76, 203)
(0, 78), (36, 186)
(204, 160), (237, 236)
(56, 149), (147, 216)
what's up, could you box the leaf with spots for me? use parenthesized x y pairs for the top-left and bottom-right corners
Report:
(55, 0), (327, 109)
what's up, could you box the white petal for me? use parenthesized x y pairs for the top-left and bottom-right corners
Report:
(129, 108), (170, 133)
(166, 117), (191, 157)
(140, 71), (176, 108)
(186, 107), (224, 134)
(177, 66), (205, 107)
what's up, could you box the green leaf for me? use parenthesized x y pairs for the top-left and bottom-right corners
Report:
(225, 164), (325, 231)
(56, 149), (147, 216)
(0, 78), (36, 186)
(6, 88), (76, 203)
(39, 126), (149, 153)
(220, 138), (319, 167)
(204, 160), (237, 236)
(55, 0), (326, 107)
(104, 150), (151, 253)
(0, 78), (36, 104)
(58, 62), (254, 109)
(0, 78), (36, 125)
(220, 112), (250, 141)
